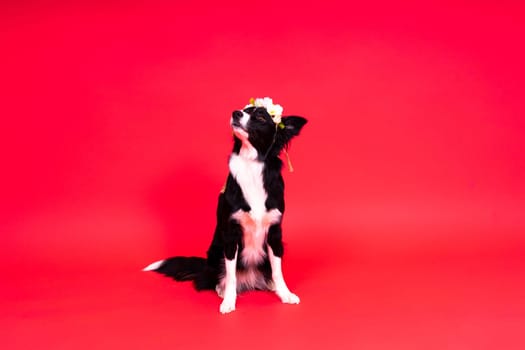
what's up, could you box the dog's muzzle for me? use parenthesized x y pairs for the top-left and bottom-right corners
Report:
(231, 110), (246, 129)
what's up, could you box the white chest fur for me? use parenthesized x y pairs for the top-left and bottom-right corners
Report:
(229, 154), (267, 218)
(229, 153), (281, 265)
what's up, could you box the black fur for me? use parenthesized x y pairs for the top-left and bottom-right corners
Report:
(146, 105), (307, 294)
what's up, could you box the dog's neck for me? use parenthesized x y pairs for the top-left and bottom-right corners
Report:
(237, 141), (259, 161)
(232, 130), (276, 162)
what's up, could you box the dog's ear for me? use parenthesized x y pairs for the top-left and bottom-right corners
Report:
(280, 116), (307, 139)
(274, 116), (307, 152)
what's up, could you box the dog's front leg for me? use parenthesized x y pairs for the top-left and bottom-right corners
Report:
(220, 250), (237, 314)
(267, 225), (300, 305)
(219, 221), (241, 314)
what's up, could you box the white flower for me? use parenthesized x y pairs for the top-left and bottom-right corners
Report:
(267, 104), (283, 123)
(254, 97), (273, 109)
(271, 113), (282, 124)
(245, 97), (283, 125)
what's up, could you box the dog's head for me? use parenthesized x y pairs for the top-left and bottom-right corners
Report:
(231, 98), (307, 159)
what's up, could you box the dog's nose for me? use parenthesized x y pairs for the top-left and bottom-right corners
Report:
(232, 110), (243, 120)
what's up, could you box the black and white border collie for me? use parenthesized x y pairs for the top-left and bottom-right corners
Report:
(144, 98), (307, 314)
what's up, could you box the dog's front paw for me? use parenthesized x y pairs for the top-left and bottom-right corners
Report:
(278, 291), (300, 305)
(219, 296), (236, 314)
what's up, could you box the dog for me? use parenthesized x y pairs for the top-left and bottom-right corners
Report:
(143, 97), (307, 314)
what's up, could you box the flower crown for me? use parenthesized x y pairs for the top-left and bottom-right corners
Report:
(245, 97), (285, 129)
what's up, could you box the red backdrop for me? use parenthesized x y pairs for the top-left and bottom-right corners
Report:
(1, 1), (524, 349)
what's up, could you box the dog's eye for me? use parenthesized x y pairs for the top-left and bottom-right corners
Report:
(256, 116), (266, 122)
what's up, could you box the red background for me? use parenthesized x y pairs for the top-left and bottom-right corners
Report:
(1, 1), (524, 349)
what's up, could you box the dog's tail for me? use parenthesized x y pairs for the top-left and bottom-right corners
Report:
(143, 257), (217, 290)
(143, 257), (206, 281)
